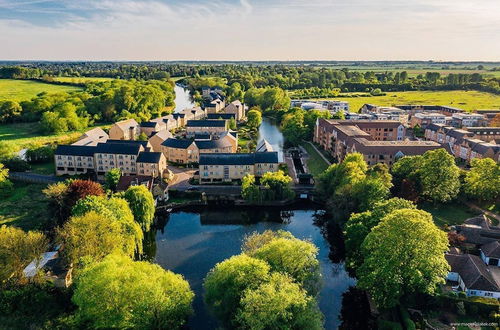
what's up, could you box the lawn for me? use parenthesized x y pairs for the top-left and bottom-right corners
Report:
(420, 201), (481, 228)
(0, 182), (51, 231)
(0, 79), (82, 102)
(30, 162), (56, 175)
(0, 122), (110, 154)
(314, 90), (500, 112)
(300, 142), (330, 177)
(51, 76), (115, 84)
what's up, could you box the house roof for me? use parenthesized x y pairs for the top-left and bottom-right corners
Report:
(481, 241), (500, 259)
(256, 139), (274, 152)
(55, 145), (97, 157)
(187, 120), (226, 127)
(207, 113), (236, 120)
(116, 175), (154, 192)
(161, 138), (194, 149)
(149, 130), (172, 141)
(455, 215), (500, 245)
(95, 143), (142, 155)
(194, 133), (211, 140)
(140, 121), (159, 128)
(172, 113), (185, 119)
(199, 152), (279, 165)
(195, 139), (232, 150)
(352, 138), (441, 155)
(81, 127), (108, 139)
(446, 253), (500, 292)
(113, 119), (139, 129)
(136, 152), (163, 163)
(106, 139), (149, 148)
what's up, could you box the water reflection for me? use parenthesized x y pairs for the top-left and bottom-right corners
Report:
(146, 207), (356, 329)
(258, 117), (284, 161)
(174, 84), (196, 113)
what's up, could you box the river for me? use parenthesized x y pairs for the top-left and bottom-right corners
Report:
(149, 207), (356, 329)
(174, 84), (196, 113)
(258, 117), (285, 161)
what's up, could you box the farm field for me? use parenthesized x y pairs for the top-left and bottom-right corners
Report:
(0, 79), (82, 102)
(315, 90), (500, 112)
(51, 76), (115, 83)
(0, 122), (110, 154)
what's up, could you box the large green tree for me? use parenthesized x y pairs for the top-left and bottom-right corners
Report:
(357, 209), (449, 308)
(0, 100), (22, 123)
(57, 211), (137, 268)
(245, 233), (321, 296)
(204, 254), (270, 326)
(260, 170), (295, 201)
(344, 198), (417, 270)
(123, 185), (156, 232)
(236, 273), (323, 330)
(0, 225), (48, 283)
(418, 149), (460, 202)
(464, 158), (500, 201)
(73, 254), (194, 329)
(104, 168), (121, 191)
(0, 163), (13, 197)
(246, 108), (262, 129)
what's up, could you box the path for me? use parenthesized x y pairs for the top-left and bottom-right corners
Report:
(305, 141), (331, 166)
(464, 201), (500, 222)
(9, 172), (63, 184)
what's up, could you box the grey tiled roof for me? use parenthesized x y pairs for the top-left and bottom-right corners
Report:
(187, 120), (226, 127)
(95, 143), (141, 155)
(199, 152), (278, 165)
(136, 152), (162, 163)
(55, 145), (97, 157)
(161, 138), (194, 149)
(446, 253), (500, 292)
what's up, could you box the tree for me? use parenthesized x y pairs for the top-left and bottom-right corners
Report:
(0, 225), (48, 283)
(357, 209), (449, 308)
(303, 109), (330, 139)
(281, 108), (306, 145)
(72, 254), (194, 329)
(241, 174), (260, 202)
(464, 158), (500, 201)
(418, 149), (460, 203)
(57, 211), (136, 268)
(247, 108), (262, 129)
(344, 198), (416, 270)
(0, 163), (13, 197)
(260, 170), (295, 201)
(123, 185), (156, 231)
(228, 117), (237, 130)
(71, 196), (143, 255)
(0, 100), (22, 123)
(331, 110), (345, 120)
(236, 273), (323, 330)
(204, 254), (271, 325)
(104, 168), (121, 191)
(260, 87), (291, 114)
(242, 230), (294, 253)
(245, 233), (321, 295)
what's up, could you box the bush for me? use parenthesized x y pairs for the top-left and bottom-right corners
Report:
(25, 145), (55, 164)
(399, 306), (416, 330)
(377, 319), (403, 330)
(1, 157), (30, 172)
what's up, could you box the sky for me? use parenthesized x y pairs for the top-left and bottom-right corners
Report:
(0, 0), (499, 61)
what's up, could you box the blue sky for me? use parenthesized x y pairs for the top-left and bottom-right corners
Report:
(0, 0), (499, 61)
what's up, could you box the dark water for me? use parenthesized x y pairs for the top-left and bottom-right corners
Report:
(150, 207), (355, 329)
(174, 84), (196, 113)
(258, 117), (285, 161)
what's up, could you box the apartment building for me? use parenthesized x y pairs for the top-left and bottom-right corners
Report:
(198, 152), (279, 184)
(396, 105), (464, 116)
(314, 118), (439, 165)
(409, 112), (448, 128)
(161, 134), (236, 164)
(186, 120), (228, 137)
(451, 113), (486, 128)
(55, 141), (167, 178)
(467, 127), (500, 142)
(109, 119), (140, 140)
(136, 152), (167, 177)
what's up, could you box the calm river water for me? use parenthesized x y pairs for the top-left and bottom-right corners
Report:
(174, 84), (196, 113)
(149, 207), (356, 329)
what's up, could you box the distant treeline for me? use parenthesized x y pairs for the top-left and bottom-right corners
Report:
(1, 63), (499, 95)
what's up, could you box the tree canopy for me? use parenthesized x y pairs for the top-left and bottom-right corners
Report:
(464, 158), (500, 201)
(246, 108), (262, 129)
(123, 185), (156, 232)
(357, 209), (449, 308)
(72, 254), (193, 329)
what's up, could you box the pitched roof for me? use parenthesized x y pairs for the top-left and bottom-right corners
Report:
(140, 121), (159, 128)
(207, 113), (236, 120)
(113, 119), (139, 129)
(256, 139), (274, 152)
(161, 138), (194, 149)
(446, 253), (500, 292)
(106, 139), (149, 148)
(199, 152), (278, 165)
(187, 120), (226, 127)
(55, 145), (97, 157)
(481, 241), (500, 259)
(81, 127), (108, 139)
(195, 139), (232, 150)
(116, 175), (154, 192)
(194, 133), (211, 140)
(95, 143), (141, 155)
(136, 152), (163, 163)
(149, 130), (172, 141)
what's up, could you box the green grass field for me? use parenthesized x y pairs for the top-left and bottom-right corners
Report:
(315, 90), (500, 112)
(0, 122), (110, 154)
(420, 202), (480, 228)
(300, 142), (329, 177)
(51, 76), (115, 84)
(0, 79), (82, 102)
(0, 182), (51, 231)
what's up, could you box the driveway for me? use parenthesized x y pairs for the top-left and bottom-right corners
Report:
(168, 165), (196, 190)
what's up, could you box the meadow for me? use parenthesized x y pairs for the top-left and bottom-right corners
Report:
(0, 122), (110, 154)
(317, 90), (500, 112)
(51, 76), (115, 84)
(0, 79), (82, 102)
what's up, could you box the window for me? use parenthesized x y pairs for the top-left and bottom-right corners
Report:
(470, 290), (477, 295)
(57, 155), (62, 160)
(485, 292), (493, 297)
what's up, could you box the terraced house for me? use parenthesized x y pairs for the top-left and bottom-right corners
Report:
(198, 152), (279, 184)
(186, 120), (228, 137)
